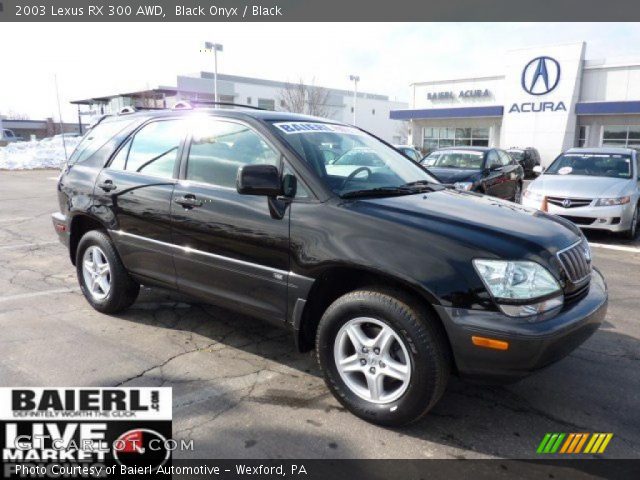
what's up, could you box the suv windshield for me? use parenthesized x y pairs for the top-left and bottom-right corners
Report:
(422, 150), (484, 169)
(507, 150), (524, 161)
(546, 153), (632, 179)
(269, 121), (438, 197)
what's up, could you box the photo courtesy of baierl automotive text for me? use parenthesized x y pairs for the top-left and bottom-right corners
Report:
(0, 6), (639, 480)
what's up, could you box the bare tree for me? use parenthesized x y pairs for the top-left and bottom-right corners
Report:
(395, 121), (411, 145)
(279, 79), (334, 118)
(5, 110), (30, 120)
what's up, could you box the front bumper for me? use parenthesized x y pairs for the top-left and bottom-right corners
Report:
(435, 269), (608, 383)
(521, 198), (634, 232)
(51, 212), (70, 248)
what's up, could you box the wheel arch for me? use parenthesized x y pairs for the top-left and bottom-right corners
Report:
(295, 266), (454, 368)
(68, 213), (109, 265)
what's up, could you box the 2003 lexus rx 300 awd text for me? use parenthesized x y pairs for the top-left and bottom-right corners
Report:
(52, 106), (607, 426)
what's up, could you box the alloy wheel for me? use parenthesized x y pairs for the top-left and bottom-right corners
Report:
(82, 245), (111, 301)
(333, 317), (412, 404)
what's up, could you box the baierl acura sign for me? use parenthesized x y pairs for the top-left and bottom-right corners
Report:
(509, 56), (567, 113)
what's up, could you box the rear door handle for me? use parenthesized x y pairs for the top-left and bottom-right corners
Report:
(174, 194), (203, 208)
(98, 180), (117, 192)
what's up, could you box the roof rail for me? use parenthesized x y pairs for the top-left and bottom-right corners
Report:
(167, 100), (269, 111)
(200, 101), (265, 111)
(118, 106), (136, 115)
(172, 101), (193, 110)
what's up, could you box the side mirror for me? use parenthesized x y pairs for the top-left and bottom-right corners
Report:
(237, 164), (283, 197)
(282, 173), (297, 198)
(533, 165), (544, 175)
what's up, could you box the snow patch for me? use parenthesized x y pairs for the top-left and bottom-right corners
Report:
(0, 137), (82, 170)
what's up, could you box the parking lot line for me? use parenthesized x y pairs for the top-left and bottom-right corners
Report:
(0, 217), (32, 223)
(0, 241), (59, 250)
(0, 287), (79, 303)
(589, 242), (640, 254)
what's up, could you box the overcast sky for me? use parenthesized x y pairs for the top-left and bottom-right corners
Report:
(1, 22), (639, 121)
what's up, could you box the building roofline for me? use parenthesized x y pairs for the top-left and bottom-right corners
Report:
(71, 86), (178, 105)
(196, 72), (391, 101)
(410, 75), (505, 87)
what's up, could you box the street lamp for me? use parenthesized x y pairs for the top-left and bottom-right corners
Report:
(349, 75), (360, 125)
(204, 42), (223, 103)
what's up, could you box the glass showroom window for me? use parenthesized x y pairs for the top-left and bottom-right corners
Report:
(602, 125), (640, 148)
(577, 125), (588, 147)
(258, 98), (276, 111)
(423, 127), (489, 152)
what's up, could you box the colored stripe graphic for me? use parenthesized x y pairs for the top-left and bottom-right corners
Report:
(537, 433), (552, 453)
(538, 433), (613, 454)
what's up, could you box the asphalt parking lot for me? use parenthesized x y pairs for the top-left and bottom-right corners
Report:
(1, 170), (639, 459)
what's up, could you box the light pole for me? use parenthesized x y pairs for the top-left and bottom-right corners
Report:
(349, 75), (360, 125)
(204, 42), (223, 103)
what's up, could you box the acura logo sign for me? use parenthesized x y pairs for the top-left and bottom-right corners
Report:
(521, 56), (561, 96)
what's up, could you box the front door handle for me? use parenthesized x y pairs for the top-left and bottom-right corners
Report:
(174, 194), (203, 208)
(98, 180), (117, 192)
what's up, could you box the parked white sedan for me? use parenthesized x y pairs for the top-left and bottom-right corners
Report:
(523, 147), (640, 239)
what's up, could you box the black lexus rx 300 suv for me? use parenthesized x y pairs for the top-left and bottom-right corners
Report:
(52, 106), (607, 426)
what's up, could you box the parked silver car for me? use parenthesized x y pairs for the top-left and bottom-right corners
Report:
(523, 147), (640, 239)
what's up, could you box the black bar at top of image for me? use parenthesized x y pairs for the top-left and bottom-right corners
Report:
(2, 0), (640, 21)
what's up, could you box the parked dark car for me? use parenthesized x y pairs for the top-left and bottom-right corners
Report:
(422, 147), (525, 202)
(394, 144), (423, 163)
(52, 106), (607, 426)
(507, 147), (541, 178)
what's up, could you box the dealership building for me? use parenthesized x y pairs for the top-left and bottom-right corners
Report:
(391, 41), (640, 165)
(72, 72), (408, 144)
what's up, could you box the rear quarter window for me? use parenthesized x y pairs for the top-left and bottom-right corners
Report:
(68, 118), (139, 167)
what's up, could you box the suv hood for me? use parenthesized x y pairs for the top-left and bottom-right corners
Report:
(529, 174), (632, 198)
(352, 189), (581, 257)
(427, 167), (481, 184)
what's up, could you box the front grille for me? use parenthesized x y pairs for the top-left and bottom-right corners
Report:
(559, 215), (596, 226)
(564, 282), (590, 305)
(557, 239), (592, 284)
(547, 197), (592, 208)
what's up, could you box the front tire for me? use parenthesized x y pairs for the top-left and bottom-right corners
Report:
(76, 230), (140, 313)
(622, 203), (639, 240)
(316, 289), (450, 426)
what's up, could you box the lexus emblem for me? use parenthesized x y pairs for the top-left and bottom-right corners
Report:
(562, 198), (572, 208)
(522, 56), (561, 96)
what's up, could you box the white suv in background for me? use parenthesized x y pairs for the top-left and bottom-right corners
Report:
(1, 129), (22, 144)
(523, 147), (640, 239)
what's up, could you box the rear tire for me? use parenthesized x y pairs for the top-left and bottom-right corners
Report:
(513, 182), (523, 204)
(76, 230), (139, 313)
(316, 288), (450, 426)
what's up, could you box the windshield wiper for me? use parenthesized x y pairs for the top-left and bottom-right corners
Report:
(340, 186), (416, 199)
(401, 180), (444, 190)
(341, 182), (443, 199)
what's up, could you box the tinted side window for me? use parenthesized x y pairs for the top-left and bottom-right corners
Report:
(498, 150), (512, 166)
(115, 120), (185, 178)
(69, 119), (136, 166)
(186, 120), (280, 188)
(486, 151), (501, 169)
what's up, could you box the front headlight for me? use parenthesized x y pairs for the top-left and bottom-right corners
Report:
(523, 189), (543, 201)
(454, 182), (473, 191)
(473, 260), (563, 317)
(594, 196), (630, 207)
